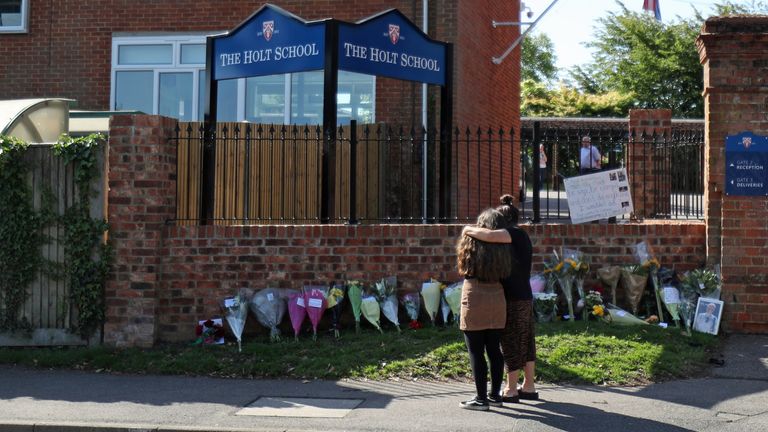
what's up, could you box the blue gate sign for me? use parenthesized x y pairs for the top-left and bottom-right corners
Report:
(725, 132), (768, 196)
(212, 4), (326, 81)
(338, 9), (447, 86)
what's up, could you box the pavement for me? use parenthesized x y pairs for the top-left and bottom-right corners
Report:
(0, 335), (767, 432)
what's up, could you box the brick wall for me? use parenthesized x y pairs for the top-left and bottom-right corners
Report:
(154, 221), (705, 341)
(697, 16), (768, 333)
(0, 0), (516, 129)
(104, 114), (178, 347)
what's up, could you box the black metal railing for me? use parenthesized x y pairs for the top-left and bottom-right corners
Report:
(519, 122), (705, 222)
(171, 121), (514, 225)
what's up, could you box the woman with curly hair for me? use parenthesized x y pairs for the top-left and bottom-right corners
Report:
(456, 208), (514, 411)
(462, 194), (538, 403)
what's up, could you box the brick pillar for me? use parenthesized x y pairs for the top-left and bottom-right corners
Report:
(697, 17), (768, 333)
(628, 109), (672, 219)
(104, 115), (178, 347)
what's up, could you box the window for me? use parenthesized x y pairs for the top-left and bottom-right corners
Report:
(112, 35), (375, 124)
(0, 0), (29, 33)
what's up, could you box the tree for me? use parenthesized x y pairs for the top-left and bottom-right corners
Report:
(521, 79), (634, 117)
(577, 3), (703, 117)
(521, 33), (559, 84)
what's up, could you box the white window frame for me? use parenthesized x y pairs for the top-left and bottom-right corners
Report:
(0, 0), (30, 33)
(111, 34), (376, 123)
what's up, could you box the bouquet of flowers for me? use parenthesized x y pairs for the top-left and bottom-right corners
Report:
(597, 266), (622, 304)
(193, 318), (225, 345)
(421, 278), (443, 326)
(375, 277), (401, 332)
(400, 292), (422, 329)
(443, 281), (462, 326)
(361, 293), (383, 333)
(620, 264), (649, 316)
(550, 249), (589, 321)
(661, 285), (682, 328)
(286, 289), (307, 341)
(326, 283), (346, 339)
(303, 285), (328, 340)
(600, 303), (649, 326)
(250, 288), (287, 342)
(533, 292), (558, 322)
(680, 268), (721, 300)
(677, 286), (698, 335)
(221, 289), (250, 352)
(635, 241), (664, 321)
(530, 274), (547, 294)
(347, 280), (364, 333)
(585, 290), (604, 320)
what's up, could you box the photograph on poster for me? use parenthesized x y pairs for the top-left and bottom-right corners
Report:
(692, 298), (724, 335)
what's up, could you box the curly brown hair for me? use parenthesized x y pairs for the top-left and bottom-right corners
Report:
(456, 208), (513, 282)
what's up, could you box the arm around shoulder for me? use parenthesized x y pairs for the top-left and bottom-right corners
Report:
(462, 226), (512, 243)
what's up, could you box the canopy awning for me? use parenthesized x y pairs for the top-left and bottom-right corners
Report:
(0, 98), (70, 143)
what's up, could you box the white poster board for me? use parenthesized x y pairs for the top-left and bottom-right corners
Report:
(563, 168), (633, 224)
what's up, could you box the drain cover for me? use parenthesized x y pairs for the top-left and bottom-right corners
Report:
(236, 397), (364, 418)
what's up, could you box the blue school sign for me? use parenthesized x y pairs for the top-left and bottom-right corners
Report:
(202, 4), (453, 224)
(211, 5), (326, 81)
(338, 10), (447, 86)
(725, 132), (768, 196)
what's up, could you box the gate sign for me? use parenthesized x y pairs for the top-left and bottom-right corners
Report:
(339, 9), (447, 85)
(212, 4), (326, 81)
(725, 132), (768, 196)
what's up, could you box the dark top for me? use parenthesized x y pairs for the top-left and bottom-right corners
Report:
(501, 226), (533, 301)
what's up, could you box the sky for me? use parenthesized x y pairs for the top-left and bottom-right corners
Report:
(519, 0), (730, 72)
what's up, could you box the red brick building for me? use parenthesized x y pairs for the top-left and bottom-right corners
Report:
(0, 0), (520, 128)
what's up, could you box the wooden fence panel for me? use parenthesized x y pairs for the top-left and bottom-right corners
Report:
(1, 144), (104, 346)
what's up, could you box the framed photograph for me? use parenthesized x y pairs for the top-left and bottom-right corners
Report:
(692, 297), (724, 335)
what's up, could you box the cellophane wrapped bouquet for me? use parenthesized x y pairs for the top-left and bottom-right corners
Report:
(421, 278), (443, 326)
(375, 276), (400, 332)
(443, 281), (462, 326)
(597, 266), (622, 305)
(550, 249), (588, 322)
(620, 264), (649, 316)
(533, 292), (558, 322)
(303, 285), (328, 340)
(400, 292), (422, 329)
(347, 280), (364, 333)
(286, 289), (306, 341)
(327, 283), (346, 339)
(678, 267), (721, 335)
(250, 288), (287, 342)
(585, 290), (604, 321)
(222, 288), (251, 352)
(634, 241), (664, 320)
(600, 303), (649, 326)
(361, 285), (383, 334)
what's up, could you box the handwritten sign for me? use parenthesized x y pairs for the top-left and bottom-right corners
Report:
(563, 168), (633, 224)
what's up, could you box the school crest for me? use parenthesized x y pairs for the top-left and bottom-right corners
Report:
(263, 20), (275, 41)
(388, 24), (400, 45)
(743, 136), (753, 149)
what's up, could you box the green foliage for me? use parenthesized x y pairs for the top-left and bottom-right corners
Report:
(0, 323), (720, 385)
(521, 79), (635, 117)
(522, 33), (559, 84)
(575, 2), (703, 117)
(0, 135), (40, 332)
(53, 134), (111, 338)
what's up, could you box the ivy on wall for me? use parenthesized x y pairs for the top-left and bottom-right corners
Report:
(0, 133), (111, 338)
(0, 135), (43, 332)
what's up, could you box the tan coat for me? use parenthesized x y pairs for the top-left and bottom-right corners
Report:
(459, 278), (507, 331)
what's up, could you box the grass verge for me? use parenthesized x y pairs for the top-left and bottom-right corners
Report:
(0, 322), (720, 385)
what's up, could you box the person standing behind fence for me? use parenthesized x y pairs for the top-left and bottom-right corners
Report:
(579, 136), (601, 174)
(463, 195), (538, 403)
(456, 208), (513, 411)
